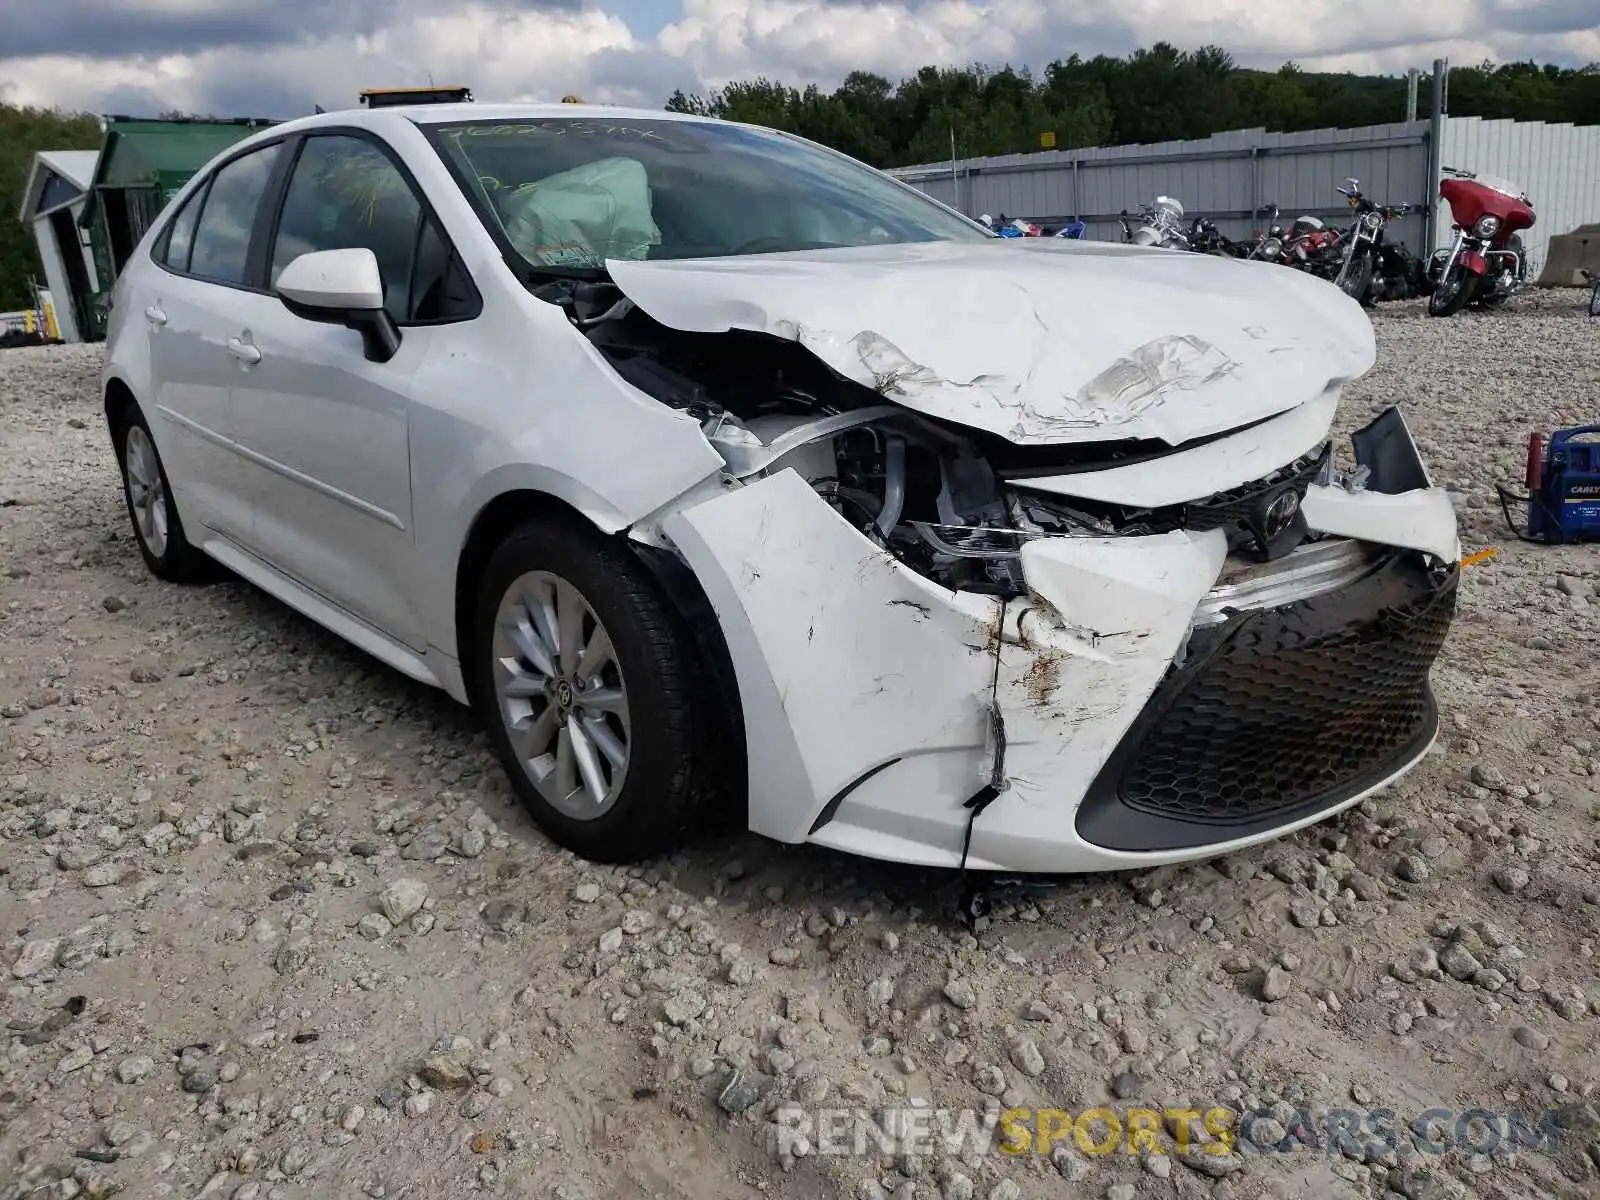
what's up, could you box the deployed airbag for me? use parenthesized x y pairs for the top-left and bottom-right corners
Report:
(502, 157), (661, 268)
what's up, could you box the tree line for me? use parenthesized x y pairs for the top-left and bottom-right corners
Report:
(667, 47), (1600, 169)
(1, 104), (102, 312)
(3, 48), (1598, 310)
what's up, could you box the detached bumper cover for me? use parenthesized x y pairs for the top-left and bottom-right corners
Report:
(1076, 553), (1459, 851)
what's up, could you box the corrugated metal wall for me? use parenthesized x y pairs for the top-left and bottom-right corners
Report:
(1437, 116), (1600, 274)
(889, 114), (1600, 267)
(889, 122), (1435, 252)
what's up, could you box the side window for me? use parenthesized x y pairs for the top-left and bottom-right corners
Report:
(408, 216), (477, 322)
(270, 135), (425, 323)
(156, 185), (205, 272)
(188, 144), (281, 285)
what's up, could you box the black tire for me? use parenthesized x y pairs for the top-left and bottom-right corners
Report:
(110, 402), (212, 583)
(1337, 250), (1375, 303)
(469, 517), (715, 863)
(1428, 266), (1480, 317)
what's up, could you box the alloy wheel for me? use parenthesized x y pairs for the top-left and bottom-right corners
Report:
(491, 570), (631, 820)
(125, 425), (169, 558)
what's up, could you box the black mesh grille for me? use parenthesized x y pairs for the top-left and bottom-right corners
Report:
(1076, 554), (1457, 851)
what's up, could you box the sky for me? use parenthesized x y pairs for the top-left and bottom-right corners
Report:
(4, 0), (1597, 123)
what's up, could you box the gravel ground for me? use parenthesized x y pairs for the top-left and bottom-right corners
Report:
(2, 289), (1599, 1200)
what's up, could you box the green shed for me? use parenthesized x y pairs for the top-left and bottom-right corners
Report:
(76, 116), (276, 339)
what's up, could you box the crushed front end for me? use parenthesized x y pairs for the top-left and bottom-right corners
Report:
(548, 276), (1460, 873)
(660, 399), (1456, 872)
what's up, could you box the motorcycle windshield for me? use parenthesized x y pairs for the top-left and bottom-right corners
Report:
(1474, 174), (1530, 203)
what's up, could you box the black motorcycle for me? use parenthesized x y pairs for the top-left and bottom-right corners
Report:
(1331, 178), (1423, 305)
(1186, 216), (1244, 257)
(1238, 204), (1289, 262)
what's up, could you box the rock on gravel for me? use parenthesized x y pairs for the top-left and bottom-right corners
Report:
(381, 878), (429, 923)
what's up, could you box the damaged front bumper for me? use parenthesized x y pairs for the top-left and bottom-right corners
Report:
(661, 406), (1460, 874)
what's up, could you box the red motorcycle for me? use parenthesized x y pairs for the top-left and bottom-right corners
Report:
(1282, 215), (1344, 275)
(1426, 166), (1535, 317)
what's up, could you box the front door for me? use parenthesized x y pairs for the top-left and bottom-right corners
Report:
(226, 132), (473, 651)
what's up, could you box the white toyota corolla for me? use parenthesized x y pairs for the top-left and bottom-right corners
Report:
(101, 101), (1461, 874)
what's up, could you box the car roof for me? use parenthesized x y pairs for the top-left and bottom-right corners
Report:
(258, 102), (727, 141)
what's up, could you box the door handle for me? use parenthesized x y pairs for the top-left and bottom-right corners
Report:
(145, 305), (167, 326)
(227, 336), (262, 365)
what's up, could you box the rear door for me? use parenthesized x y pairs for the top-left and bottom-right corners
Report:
(143, 141), (285, 542)
(224, 130), (481, 650)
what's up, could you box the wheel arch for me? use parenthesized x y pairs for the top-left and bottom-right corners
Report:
(451, 487), (748, 830)
(453, 490), (589, 700)
(104, 375), (138, 434)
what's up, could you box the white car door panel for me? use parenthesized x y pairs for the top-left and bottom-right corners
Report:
(145, 272), (254, 541)
(217, 130), (466, 650)
(140, 139), (287, 545)
(226, 293), (423, 648)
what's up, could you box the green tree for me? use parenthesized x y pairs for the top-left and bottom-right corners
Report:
(662, 48), (1600, 172)
(0, 103), (103, 311)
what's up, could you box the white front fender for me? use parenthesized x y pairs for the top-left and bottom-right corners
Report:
(662, 469), (1228, 864)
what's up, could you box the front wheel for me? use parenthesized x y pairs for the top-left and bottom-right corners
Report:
(470, 518), (718, 862)
(1428, 265), (1480, 317)
(1336, 250), (1375, 303)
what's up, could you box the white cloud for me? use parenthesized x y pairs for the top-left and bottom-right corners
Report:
(2, 0), (1594, 119)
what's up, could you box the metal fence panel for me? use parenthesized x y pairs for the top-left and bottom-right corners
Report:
(890, 114), (1600, 270)
(890, 121), (1434, 251)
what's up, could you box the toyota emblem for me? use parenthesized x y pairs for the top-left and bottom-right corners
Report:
(1263, 489), (1301, 540)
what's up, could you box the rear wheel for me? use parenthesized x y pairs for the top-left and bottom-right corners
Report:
(470, 518), (716, 862)
(111, 403), (211, 582)
(1428, 265), (1480, 317)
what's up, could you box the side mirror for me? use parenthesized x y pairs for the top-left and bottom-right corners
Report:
(275, 248), (400, 364)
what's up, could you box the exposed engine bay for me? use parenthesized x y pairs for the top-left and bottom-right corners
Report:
(540, 277), (1345, 597)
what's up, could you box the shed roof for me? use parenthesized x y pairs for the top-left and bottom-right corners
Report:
(90, 118), (275, 190)
(77, 116), (276, 229)
(17, 149), (101, 223)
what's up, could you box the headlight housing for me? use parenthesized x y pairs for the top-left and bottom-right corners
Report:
(1363, 211), (1382, 230)
(1259, 236), (1282, 259)
(1474, 214), (1501, 238)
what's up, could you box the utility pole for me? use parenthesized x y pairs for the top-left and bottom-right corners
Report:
(1405, 69), (1419, 122)
(950, 125), (959, 214)
(1424, 59), (1449, 253)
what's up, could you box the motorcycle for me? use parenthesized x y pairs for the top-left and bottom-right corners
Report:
(979, 213), (1028, 238)
(1186, 216), (1245, 257)
(1239, 204), (1289, 262)
(1281, 214), (1345, 278)
(1050, 218), (1088, 239)
(1330, 178), (1422, 305)
(1119, 197), (1189, 249)
(1426, 166), (1535, 317)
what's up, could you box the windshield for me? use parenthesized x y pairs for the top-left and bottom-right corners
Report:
(424, 117), (990, 271)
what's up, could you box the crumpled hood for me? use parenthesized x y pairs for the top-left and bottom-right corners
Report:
(606, 238), (1376, 447)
